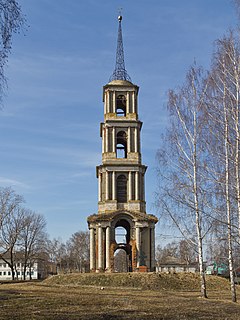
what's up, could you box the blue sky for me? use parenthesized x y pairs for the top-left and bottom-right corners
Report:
(0, 0), (238, 243)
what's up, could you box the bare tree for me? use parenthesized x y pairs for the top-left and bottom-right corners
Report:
(156, 64), (210, 298)
(156, 1), (240, 303)
(0, 187), (23, 229)
(46, 238), (67, 274)
(207, 31), (240, 302)
(19, 209), (46, 280)
(0, 187), (24, 279)
(0, 0), (25, 104)
(0, 206), (25, 279)
(155, 242), (178, 264)
(46, 231), (90, 274)
(67, 231), (90, 273)
(0, 188), (47, 280)
(156, 240), (196, 265)
(206, 236), (228, 266)
(179, 239), (197, 265)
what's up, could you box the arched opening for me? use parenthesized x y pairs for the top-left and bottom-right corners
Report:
(115, 219), (131, 243)
(115, 226), (127, 244)
(116, 131), (127, 158)
(117, 175), (127, 203)
(113, 218), (132, 272)
(116, 95), (126, 116)
(114, 249), (128, 272)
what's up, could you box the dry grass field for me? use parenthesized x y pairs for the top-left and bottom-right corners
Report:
(0, 273), (240, 320)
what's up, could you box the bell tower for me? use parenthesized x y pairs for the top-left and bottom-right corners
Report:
(87, 16), (158, 272)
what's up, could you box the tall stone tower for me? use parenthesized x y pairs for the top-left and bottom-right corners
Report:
(87, 16), (158, 272)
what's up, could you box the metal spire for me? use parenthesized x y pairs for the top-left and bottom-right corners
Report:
(109, 15), (132, 82)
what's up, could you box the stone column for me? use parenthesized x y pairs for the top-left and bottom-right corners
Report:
(106, 127), (109, 152)
(104, 92), (107, 114)
(151, 227), (155, 271)
(126, 92), (130, 114)
(106, 226), (111, 271)
(135, 172), (139, 200)
(112, 171), (116, 200)
(98, 173), (102, 202)
(127, 127), (131, 153)
(132, 91), (135, 113)
(142, 173), (145, 201)
(136, 226), (141, 268)
(105, 171), (109, 200)
(98, 226), (103, 271)
(112, 127), (115, 152)
(134, 127), (138, 152)
(113, 91), (116, 113)
(90, 228), (96, 271)
(128, 172), (132, 201)
(102, 126), (105, 153)
(107, 91), (110, 113)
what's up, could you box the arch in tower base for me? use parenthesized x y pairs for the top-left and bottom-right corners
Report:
(87, 210), (158, 273)
(114, 245), (131, 272)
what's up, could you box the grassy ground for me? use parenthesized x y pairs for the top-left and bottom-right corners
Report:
(0, 273), (239, 320)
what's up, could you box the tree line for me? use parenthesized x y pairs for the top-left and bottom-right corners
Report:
(0, 187), (90, 280)
(156, 1), (240, 302)
(47, 233), (89, 274)
(156, 240), (197, 266)
(0, 187), (46, 280)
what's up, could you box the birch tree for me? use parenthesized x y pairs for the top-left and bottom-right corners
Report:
(207, 31), (240, 302)
(156, 64), (210, 298)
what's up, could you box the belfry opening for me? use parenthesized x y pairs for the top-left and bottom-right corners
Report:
(87, 15), (158, 273)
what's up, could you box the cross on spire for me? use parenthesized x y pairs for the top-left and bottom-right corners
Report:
(109, 15), (132, 82)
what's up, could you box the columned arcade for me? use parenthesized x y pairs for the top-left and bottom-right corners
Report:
(87, 16), (158, 272)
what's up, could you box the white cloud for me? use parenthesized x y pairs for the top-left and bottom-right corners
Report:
(0, 177), (29, 189)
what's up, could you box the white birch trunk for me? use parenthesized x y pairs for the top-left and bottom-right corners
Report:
(233, 56), (240, 240)
(193, 107), (207, 298)
(223, 62), (237, 302)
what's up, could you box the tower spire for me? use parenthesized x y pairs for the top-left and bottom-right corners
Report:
(109, 15), (132, 82)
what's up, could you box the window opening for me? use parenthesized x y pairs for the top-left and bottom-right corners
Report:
(116, 143), (125, 158)
(116, 95), (126, 116)
(117, 174), (127, 202)
(115, 226), (127, 244)
(116, 131), (127, 158)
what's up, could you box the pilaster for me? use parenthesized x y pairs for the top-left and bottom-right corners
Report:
(136, 226), (141, 268)
(90, 228), (96, 271)
(98, 225), (103, 271)
(106, 226), (111, 271)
